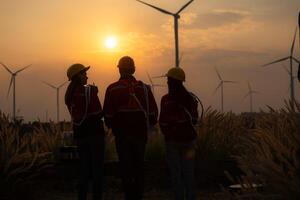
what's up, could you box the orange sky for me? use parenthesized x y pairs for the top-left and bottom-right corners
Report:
(0, 0), (300, 121)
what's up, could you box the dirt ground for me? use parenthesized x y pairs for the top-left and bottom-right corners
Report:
(35, 189), (226, 200)
(33, 177), (227, 200)
(30, 161), (230, 200)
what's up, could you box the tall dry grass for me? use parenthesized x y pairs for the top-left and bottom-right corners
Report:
(197, 106), (245, 161)
(230, 101), (300, 199)
(0, 112), (50, 200)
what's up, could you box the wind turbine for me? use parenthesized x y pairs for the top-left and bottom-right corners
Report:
(136, 0), (194, 68)
(243, 82), (259, 113)
(298, 12), (300, 82)
(282, 64), (297, 96)
(214, 68), (236, 112)
(146, 71), (165, 96)
(0, 62), (31, 121)
(262, 27), (300, 108)
(42, 80), (67, 122)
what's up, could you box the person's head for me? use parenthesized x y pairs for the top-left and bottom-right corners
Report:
(117, 56), (135, 76)
(166, 67), (186, 94)
(67, 63), (89, 85)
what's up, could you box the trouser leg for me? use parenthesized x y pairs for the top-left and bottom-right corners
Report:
(77, 142), (90, 200)
(115, 137), (134, 200)
(166, 143), (184, 200)
(182, 143), (196, 200)
(132, 141), (146, 200)
(91, 135), (105, 200)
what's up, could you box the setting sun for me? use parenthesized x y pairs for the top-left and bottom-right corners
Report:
(104, 36), (118, 49)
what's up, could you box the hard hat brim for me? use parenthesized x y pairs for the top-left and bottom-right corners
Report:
(68, 66), (90, 80)
(82, 66), (90, 72)
(165, 74), (185, 82)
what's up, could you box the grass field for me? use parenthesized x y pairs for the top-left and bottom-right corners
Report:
(1, 101), (300, 199)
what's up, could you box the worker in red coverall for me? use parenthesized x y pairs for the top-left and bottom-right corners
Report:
(159, 67), (199, 200)
(103, 56), (158, 200)
(65, 64), (105, 200)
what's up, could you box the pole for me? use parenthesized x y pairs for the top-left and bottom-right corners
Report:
(13, 76), (16, 121)
(57, 88), (59, 123)
(250, 93), (253, 112)
(174, 16), (179, 67)
(290, 57), (295, 110)
(298, 12), (300, 47)
(221, 83), (224, 112)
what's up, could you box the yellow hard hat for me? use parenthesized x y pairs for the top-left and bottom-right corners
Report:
(67, 63), (90, 80)
(166, 67), (185, 82)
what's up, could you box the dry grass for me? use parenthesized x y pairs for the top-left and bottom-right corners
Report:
(227, 101), (300, 199)
(197, 106), (245, 161)
(0, 112), (50, 200)
(2, 100), (300, 199)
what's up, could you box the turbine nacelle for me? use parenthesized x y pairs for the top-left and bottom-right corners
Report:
(136, 0), (194, 68)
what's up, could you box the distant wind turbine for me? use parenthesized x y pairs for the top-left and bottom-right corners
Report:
(243, 82), (259, 113)
(282, 64), (297, 95)
(214, 68), (236, 112)
(262, 27), (300, 108)
(136, 0), (194, 68)
(299, 12), (300, 47)
(298, 12), (300, 82)
(0, 62), (31, 121)
(42, 80), (67, 122)
(146, 71), (165, 96)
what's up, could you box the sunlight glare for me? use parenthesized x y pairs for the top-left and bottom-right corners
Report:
(104, 36), (118, 49)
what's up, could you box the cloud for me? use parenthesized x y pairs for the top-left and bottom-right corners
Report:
(182, 10), (250, 29)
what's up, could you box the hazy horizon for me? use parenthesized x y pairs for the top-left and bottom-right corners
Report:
(0, 0), (300, 122)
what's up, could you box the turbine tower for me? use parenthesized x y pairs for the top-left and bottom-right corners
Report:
(146, 71), (165, 96)
(243, 82), (259, 113)
(136, 0), (194, 68)
(214, 68), (236, 112)
(262, 27), (300, 109)
(283, 64), (297, 96)
(42, 80), (67, 122)
(298, 12), (300, 82)
(0, 62), (31, 121)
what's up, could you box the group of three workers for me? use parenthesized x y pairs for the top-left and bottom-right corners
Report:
(64, 56), (200, 200)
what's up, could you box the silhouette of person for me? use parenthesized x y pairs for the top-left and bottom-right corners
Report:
(65, 64), (105, 200)
(103, 56), (158, 200)
(159, 67), (199, 200)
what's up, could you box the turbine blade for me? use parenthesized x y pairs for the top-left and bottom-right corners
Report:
(58, 81), (68, 88)
(213, 82), (222, 94)
(15, 64), (31, 74)
(215, 67), (222, 80)
(42, 81), (56, 89)
(243, 92), (250, 99)
(247, 81), (251, 91)
(261, 56), (290, 67)
(292, 56), (300, 64)
(136, 0), (173, 15)
(179, 52), (184, 65)
(282, 64), (291, 75)
(7, 76), (13, 98)
(152, 75), (166, 79)
(224, 80), (237, 83)
(290, 26), (297, 56)
(177, 0), (194, 14)
(146, 71), (153, 85)
(0, 62), (13, 74)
